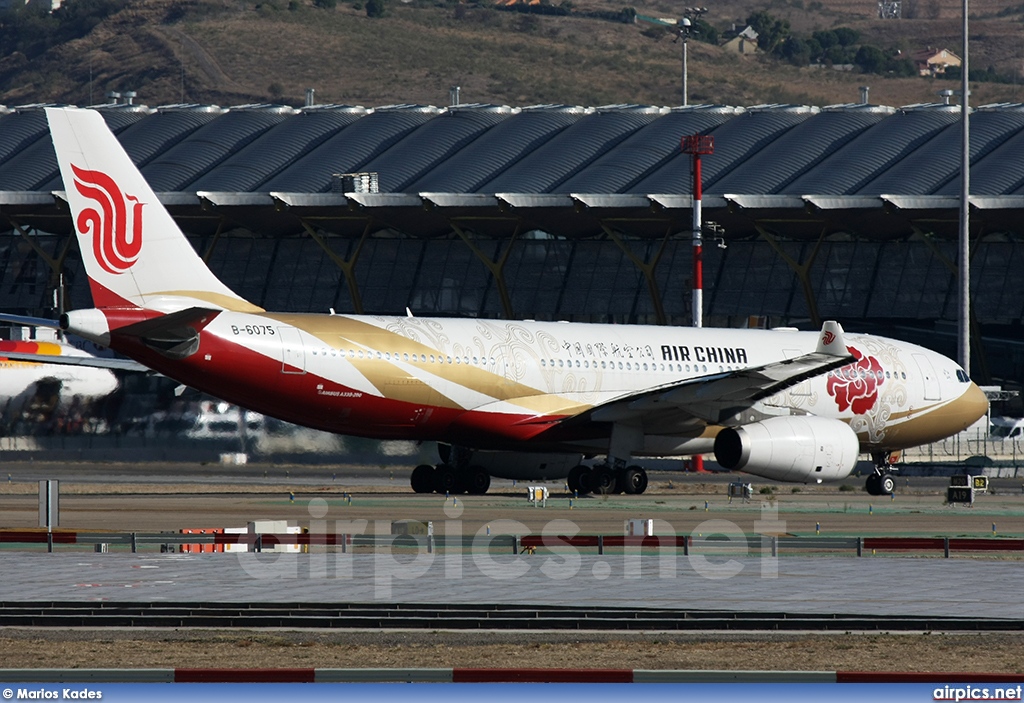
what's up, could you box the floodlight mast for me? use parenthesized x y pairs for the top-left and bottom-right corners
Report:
(958, 0), (970, 375)
(680, 18), (691, 106)
(675, 8), (707, 106)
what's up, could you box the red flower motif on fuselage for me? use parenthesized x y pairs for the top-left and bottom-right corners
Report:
(827, 346), (884, 414)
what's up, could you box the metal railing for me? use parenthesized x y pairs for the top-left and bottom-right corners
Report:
(2, 530), (1021, 558)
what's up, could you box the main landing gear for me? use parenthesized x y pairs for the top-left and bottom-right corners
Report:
(567, 464), (649, 496)
(410, 463), (491, 495)
(865, 452), (897, 496)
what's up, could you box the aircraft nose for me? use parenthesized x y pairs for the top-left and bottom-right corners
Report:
(958, 382), (989, 429)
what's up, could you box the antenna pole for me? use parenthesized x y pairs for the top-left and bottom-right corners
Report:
(681, 134), (714, 329)
(682, 35), (688, 107)
(958, 0), (970, 374)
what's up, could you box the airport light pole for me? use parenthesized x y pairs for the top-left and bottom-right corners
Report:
(679, 17), (692, 106)
(958, 0), (971, 375)
(674, 8), (707, 107)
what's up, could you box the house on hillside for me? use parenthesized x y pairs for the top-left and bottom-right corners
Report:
(723, 26), (759, 55)
(911, 47), (961, 76)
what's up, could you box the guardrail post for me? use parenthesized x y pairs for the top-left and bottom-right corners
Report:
(341, 534), (347, 554)
(598, 535), (604, 555)
(771, 536), (777, 557)
(131, 533), (137, 554)
(427, 535), (433, 554)
(683, 535), (689, 556)
(47, 531), (53, 553)
(255, 534), (263, 553)
(856, 537), (862, 557)
(513, 535), (520, 555)
(944, 537), (950, 558)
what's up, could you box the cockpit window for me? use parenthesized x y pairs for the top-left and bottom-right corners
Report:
(955, 369), (970, 383)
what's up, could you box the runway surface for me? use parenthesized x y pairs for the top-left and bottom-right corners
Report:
(1, 551), (1022, 621)
(0, 461), (1021, 625)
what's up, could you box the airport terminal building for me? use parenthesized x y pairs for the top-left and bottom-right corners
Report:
(0, 100), (1021, 402)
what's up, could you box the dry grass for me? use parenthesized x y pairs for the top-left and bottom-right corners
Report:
(5, 0), (1024, 109)
(0, 630), (1021, 672)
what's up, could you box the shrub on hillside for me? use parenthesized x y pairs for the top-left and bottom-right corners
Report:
(0, 0), (127, 60)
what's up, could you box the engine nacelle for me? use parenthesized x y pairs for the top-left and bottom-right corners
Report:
(713, 416), (860, 483)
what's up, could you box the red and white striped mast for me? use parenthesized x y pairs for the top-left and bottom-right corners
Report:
(681, 133), (714, 328)
(681, 133), (714, 472)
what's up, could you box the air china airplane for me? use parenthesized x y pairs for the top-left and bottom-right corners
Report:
(37, 107), (988, 495)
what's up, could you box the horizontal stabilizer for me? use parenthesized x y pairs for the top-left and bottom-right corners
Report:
(113, 307), (222, 360)
(114, 307), (221, 340)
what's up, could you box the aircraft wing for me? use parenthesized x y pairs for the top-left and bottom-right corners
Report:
(584, 321), (855, 426)
(0, 313), (62, 329)
(0, 312), (151, 371)
(0, 350), (150, 372)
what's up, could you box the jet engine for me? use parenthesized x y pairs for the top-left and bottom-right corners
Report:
(713, 416), (860, 483)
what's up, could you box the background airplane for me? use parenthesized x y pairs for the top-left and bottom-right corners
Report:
(32, 107), (988, 495)
(0, 329), (133, 435)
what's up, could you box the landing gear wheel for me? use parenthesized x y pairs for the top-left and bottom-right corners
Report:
(567, 465), (592, 495)
(466, 466), (491, 495)
(613, 468), (625, 494)
(410, 464), (435, 494)
(866, 472), (895, 496)
(622, 465), (648, 495)
(434, 464), (459, 494)
(865, 474), (882, 495)
(593, 465), (616, 495)
(879, 473), (895, 495)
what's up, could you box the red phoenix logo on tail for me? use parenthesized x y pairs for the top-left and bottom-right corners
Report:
(71, 164), (144, 275)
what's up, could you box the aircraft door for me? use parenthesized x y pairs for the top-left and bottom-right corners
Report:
(278, 327), (306, 374)
(912, 353), (940, 401)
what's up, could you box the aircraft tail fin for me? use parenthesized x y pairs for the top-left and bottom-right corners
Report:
(45, 107), (262, 314)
